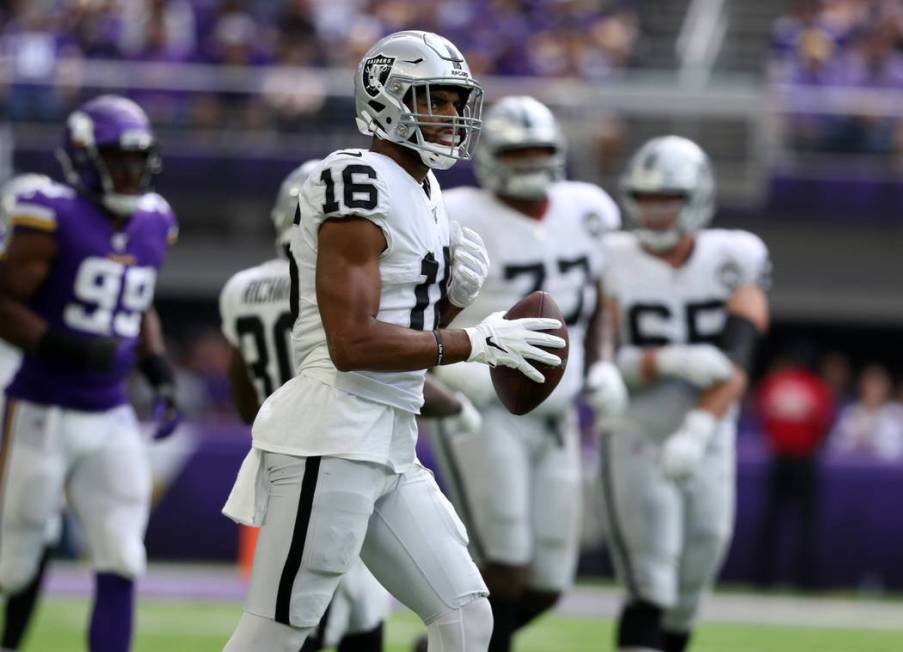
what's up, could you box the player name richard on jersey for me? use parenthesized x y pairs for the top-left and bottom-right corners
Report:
(241, 276), (291, 305)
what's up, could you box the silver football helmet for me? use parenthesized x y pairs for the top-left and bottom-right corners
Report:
(0, 173), (53, 251)
(271, 159), (320, 250)
(621, 135), (715, 251)
(474, 96), (565, 200)
(354, 30), (483, 170)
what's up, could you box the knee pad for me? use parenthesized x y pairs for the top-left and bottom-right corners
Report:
(427, 597), (493, 652)
(224, 611), (311, 652)
(618, 600), (664, 650)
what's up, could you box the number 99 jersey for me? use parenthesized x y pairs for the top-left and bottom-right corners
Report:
(5, 181), (177, 411)
(603, 228), (771, 435)
(444, 181), (620, 414)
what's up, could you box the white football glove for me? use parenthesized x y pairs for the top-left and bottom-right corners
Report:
(585, 360), (628, 418)
(464, 311), (565, 384)
(441, 391), (482, 436)
(655, 344), (733, 389)
(661, 409), (718, 481)
(447, 221), (490, 309)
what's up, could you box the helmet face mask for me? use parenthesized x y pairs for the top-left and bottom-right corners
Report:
(355, 31), (483, 170)
(620, 135), (715, 252)
(58, 95), (161, 218)
(474, 96), (565, 200)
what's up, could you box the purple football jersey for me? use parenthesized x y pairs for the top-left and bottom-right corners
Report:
(5, 182), (177, 411)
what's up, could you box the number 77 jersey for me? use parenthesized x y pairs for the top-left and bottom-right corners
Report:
(290, 149), (450, 413)
(5, 180), (177, 411)
(444, 181), (621, 413)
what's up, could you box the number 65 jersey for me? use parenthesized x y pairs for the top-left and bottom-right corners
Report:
(603, 228), (770, 436)
(5, 181), (177, 411)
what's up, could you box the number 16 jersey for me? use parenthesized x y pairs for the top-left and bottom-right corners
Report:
(290, 149), (450, 414)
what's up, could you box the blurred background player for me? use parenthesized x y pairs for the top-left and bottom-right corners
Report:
(218, 159), (392, 652)
(599, 135), (770, 652)
(221, 30), (566, 652)
(0, 173), (63, 652)
(0, 95), (181, 652)
(430, 95), (625, 652)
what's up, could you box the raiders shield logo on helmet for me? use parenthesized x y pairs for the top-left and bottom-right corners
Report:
(362, 54), (396, 98)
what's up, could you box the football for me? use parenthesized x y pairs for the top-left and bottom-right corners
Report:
(490, 291), (570, 415)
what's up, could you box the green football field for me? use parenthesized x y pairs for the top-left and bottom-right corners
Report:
(18, 596), (903, 652)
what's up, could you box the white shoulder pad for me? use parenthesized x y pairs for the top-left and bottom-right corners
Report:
(556, 180), (621, 232)
(600, 231), (639, 297)
(724, 229), (771, 290)
(7, 180), (74, 233)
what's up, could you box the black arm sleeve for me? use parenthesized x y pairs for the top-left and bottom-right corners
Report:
(719, 314), (761, 373)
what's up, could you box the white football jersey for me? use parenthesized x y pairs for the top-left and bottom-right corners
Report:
(219, 257), (295, 405)
(290, 149), (450, 414)
(604, 228), (771, 436)
(445, 181), (621, 414)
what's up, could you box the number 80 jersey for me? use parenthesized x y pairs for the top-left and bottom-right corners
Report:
(6, 180), (177, 411)
(290, 150), (450, 413)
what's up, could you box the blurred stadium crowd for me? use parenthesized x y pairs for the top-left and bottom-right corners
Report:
(0, 0), (638, 129)
(772, 0), (903, 154)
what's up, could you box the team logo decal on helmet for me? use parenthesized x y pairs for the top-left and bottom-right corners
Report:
(362, 55), (396, 98)
(354, 30), (483, 170)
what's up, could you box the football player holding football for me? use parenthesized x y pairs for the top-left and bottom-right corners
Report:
(221, 31), (565, 652)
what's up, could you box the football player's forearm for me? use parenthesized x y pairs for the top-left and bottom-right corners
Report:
(137, 307), (166, 358)
(326, 319), (472, 372)
(228, 349), (260, 425)
(614, 345), (657, 387)
(0, 295), (48, 350)
(421, 374), (463, 418)
(696, 366), (747, 419)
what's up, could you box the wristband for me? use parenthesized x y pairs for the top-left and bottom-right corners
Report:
(432, 330), (445, 367)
